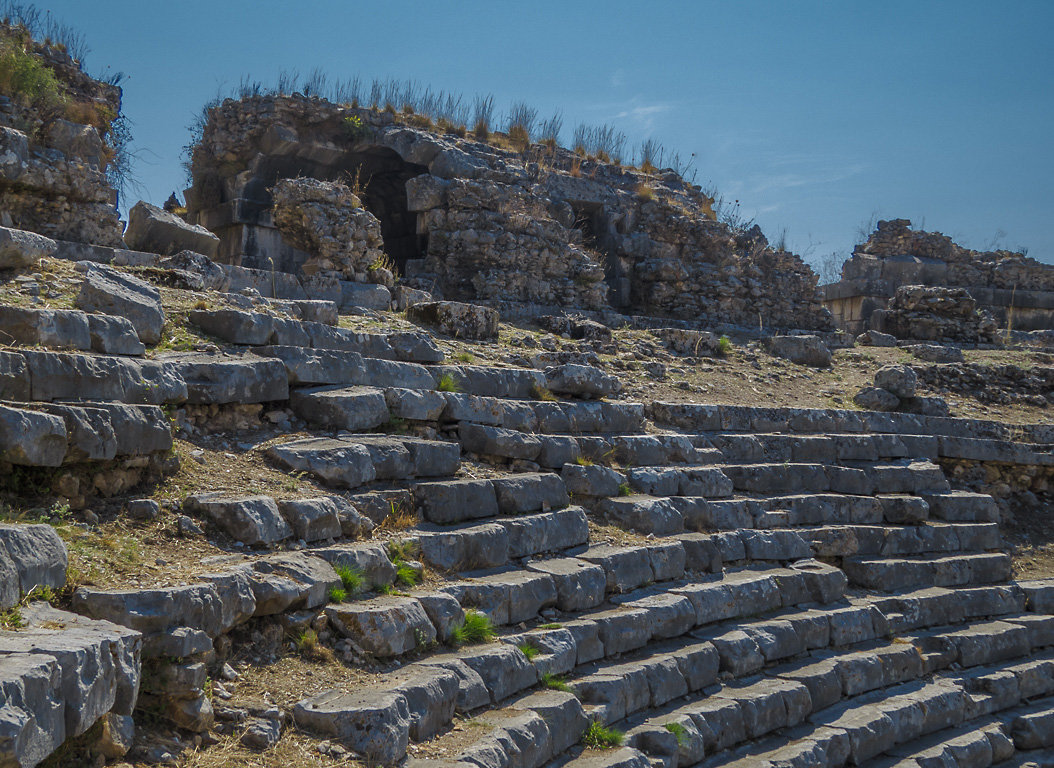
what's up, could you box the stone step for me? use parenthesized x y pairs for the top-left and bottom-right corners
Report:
(1, 400), (173, 468)
(72, 542), (398, 648)
(842, 552), (1012, 592)
(0, 304), (145, 356)
(800, 521), (1002, 558)
(188, 307), (443, 363)
(618, 588), (1054, 767)
(0, 603), (141, 768)
(0, 523), (68, 609)
(461, 426), (707, 468)
(863, 582), (1036, 635)
(415, 506), (590, 572)
(289, 385), (391, 431)
(413, 472), (569, 524)
(1, 349), (186, 404)
(719, 461), (951, 496)
(707, 431), (939, 464)
(646, 401), (1053, 447)
(266, 434), (460, 489)
(182, 492), (373, 546)
(158, 351), (288, 405)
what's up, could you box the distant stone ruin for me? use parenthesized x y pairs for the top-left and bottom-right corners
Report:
(824, 219), (1054, 339)
(185, 94), (832, 331)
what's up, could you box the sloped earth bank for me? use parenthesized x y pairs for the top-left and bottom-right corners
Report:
(0, 233), (1052, 768)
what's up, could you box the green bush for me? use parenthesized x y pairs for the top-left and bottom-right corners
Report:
(395, 562), (420, 587)
(0, 38), (66, 114)
(617, 482), (632, 497)
(717, 335), (733, 356)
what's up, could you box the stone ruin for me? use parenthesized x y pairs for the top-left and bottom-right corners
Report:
(824, 219), (1054, 342)
(1, 21), (1054, 768)
(184, 94), (832, 331)
(0, 24), (124, 247)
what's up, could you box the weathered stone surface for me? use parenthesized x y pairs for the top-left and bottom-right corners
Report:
(75, 263), (165, 344)
(188, 308), (274, 345)
(875, 364), (918, 399)
(0, 524), (68, 608)
(289, 385), (390, 431)
(407, 300), (500, 340)
(415, 478), (498, 524)
(294, 688), (410, 764)
(87, 314), (145, 355)
(460, 423), (541, 461)
(161, 352), (288, 404)
(854, 386), (900, 411)
(561, 463), (626, 497)
(545, 364), (621, 398)
(0, 225), (57, 268)
(277, 498), (343, 542)
(767, 335), (832, 367)
(326, 596), (436, 657)
(0, 405), (67, 467)
(19, 350), (187, 404)
(125, 200), (219, 257)
(185, 494), (293, 546)
(491, 473), (568, 514)
(267, 438), (377, 489)
(0, 305), (91, 350)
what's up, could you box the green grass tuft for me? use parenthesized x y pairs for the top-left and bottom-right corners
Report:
(664, 721), (688, 746)
(395, 562), (420, 587)
(518, 642), (540, 661)
(328, 587), (347, 603)
(449, 609), (495, 646)
(583, 720), (623, 749)
(436, 373), (462, 392)
(617, 482), (632, 497)
(542, 672), (571, 692)
(334, 565), (364, 594)
(717, 334), (733, 356)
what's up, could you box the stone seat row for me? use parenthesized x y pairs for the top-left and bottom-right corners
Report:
(302, 577), (1054, 766)
(289, 384), (645, 435)
(648, 401), (1053, 450)
(0, 400), (171, 468)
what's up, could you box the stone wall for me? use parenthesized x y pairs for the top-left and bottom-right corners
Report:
(0, 24), (124, 246)
(185, 94), (832, 330)
(823, 219), (1054, 335)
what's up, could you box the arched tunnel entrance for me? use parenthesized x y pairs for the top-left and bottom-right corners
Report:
(235, 145), (428, 275)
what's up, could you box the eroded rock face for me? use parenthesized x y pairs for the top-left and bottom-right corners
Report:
(876, 285), (1000, 344)
(186, 94), (832, 330)
(0, 30), (124, 246)
(271, 177), (385, 280)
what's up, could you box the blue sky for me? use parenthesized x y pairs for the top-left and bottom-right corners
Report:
(40, 0), (1053, 269)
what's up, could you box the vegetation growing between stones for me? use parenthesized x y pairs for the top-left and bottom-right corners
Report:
(541, 672), (571, 692)
(583, 720), (623, 749)
(664, 722), (688, 746)
(327, 586), (347, 603)
(517, 642), (539, 661)
(436, 373), (462, 393)
(449, 609), (495, 646)
(334, 564), (364, 594)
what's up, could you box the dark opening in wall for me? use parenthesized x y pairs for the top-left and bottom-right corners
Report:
(570, 201), (629, 307)
(239, 145), (428, 274)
